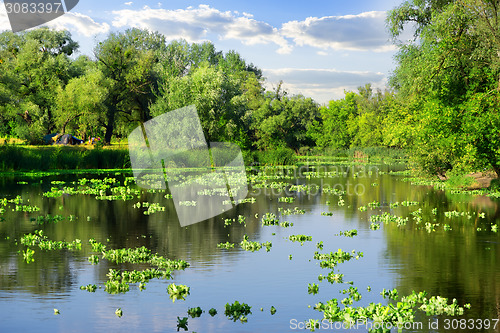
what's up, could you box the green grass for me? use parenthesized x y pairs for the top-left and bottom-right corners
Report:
(0, 145), (130, 171)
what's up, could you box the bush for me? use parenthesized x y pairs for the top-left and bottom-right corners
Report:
(255, 147), (297, 165)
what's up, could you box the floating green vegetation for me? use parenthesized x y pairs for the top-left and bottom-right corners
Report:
(444, 210), (474, 219)
(224, 301), (251, 323)
(279, 221), (293, 228)
(288, 234), (312, 245)
(308, 283), (319, 295)
(321, 212), (333, 216)
(187, 307), (203, 318)
(316, 241), (323, 250)
(314, 249), (363, 269)
(367, 201), (380, 208)
(313, 290), (470, 330)
(358, 205), (367, 212)
(261, 213), (279, 226)
(94, 242), (189, 270)
(370, 212), (408, 227)
(318, 272), (344, 284)
(115, 308), (123, 318)
(279, 207), (306, 215)
(80, 284), (97, 292)
(177, 317), (188, 331)
(105, 280), (130, 294)
(54, 309), (60, 315)
(337, 229), (358, 237)
(240, 235), (272, 252)
(88, 255), (99, 265)
(341, 287), (362, 305)
(21, 230), (82, 253)
(209, 308), (217, 317)
(31, 214), (65, 225)
(270, 306), (277, 315)
(217, 242), (235, 249)
(106, 268), (172, 284)
(23, 248), (35, 263)
(370, 222), (381, 230)
(381, 288), (399, 300)
(391, 200), (419, 208)
(167, 283), (190, 302)
(224, 215), (247, 227)
(278, 196), (295, 203)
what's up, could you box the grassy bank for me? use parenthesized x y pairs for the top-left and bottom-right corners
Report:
(0, 145), (130, 171)
(0, 145), (408, 172)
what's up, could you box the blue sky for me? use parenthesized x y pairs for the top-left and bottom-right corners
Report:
(0, 0), (408, 104)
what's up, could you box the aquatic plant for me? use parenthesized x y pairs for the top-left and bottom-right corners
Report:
(209, 308), (217, 317)
(115, 308), (123, 318)
(288, 234), (312, 245)
(270, 306), (276, 315)
(370, 222), (380, 230)
(54, 309), (60, 315)
(23, 248), (35, 263)
(313, 290), (470, 329)
(308, 283), (319, 295)
(104, 280), (130, 294)
(167, 283), (190, 302)
(358, 205), (367, 212)
(80, 284), (97, 292)
(338, 229), (358, 237)
(217, 242), (235, 249)
(88, 255), (99, 264)
(278, 196), (295, 203)
(240, 235), (271, 252)
(177, 317), (188, 331)
(321, 212), (333, 216)
(187, 307), (203, 318)
(314, 249), (363, 269)
(261, 213), (279, 226)
(279, 207), (306, 215)
(224, 301), (251, 322)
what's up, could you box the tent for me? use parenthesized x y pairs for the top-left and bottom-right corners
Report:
(43, 133), (58, 145)
(55, 134), (84, 145)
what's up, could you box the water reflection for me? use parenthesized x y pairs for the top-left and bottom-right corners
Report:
(0, 165), (498, 332)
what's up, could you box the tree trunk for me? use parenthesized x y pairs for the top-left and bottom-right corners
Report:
(104, 105), (116, 144)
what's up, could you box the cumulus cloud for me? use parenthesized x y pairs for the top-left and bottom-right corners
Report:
(124, 2), (133, 5)
(111, 5), (292, 53)
(46, 12), (110, 37)
(263, 68), (386, 103)
(281, 11), (394, 52)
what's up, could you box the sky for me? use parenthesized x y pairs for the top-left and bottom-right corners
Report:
(0, 0), (409, 104)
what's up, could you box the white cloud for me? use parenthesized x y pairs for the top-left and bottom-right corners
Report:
(124, 2), (133, 6)
(46, 12), (110, 37)
(263, 68), (386, 103)
(281, 11), (394, 52)
(111, 5), (292, 54)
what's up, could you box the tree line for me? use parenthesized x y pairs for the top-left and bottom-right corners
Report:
(1, 0), (500, 178)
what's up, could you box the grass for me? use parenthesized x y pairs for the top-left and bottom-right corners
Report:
(0, 145), (130, 171)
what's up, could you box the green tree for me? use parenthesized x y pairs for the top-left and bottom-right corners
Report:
(55, 68), (108, 138)
(388, 0), (500, 177)
(94, 28), (165, 143)
(0, 27), (78, 143)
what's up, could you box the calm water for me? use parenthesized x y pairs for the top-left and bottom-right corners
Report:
(0, 163), (499, 332)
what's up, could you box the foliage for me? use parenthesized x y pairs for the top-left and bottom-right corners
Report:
(224, 301), (251, 322)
